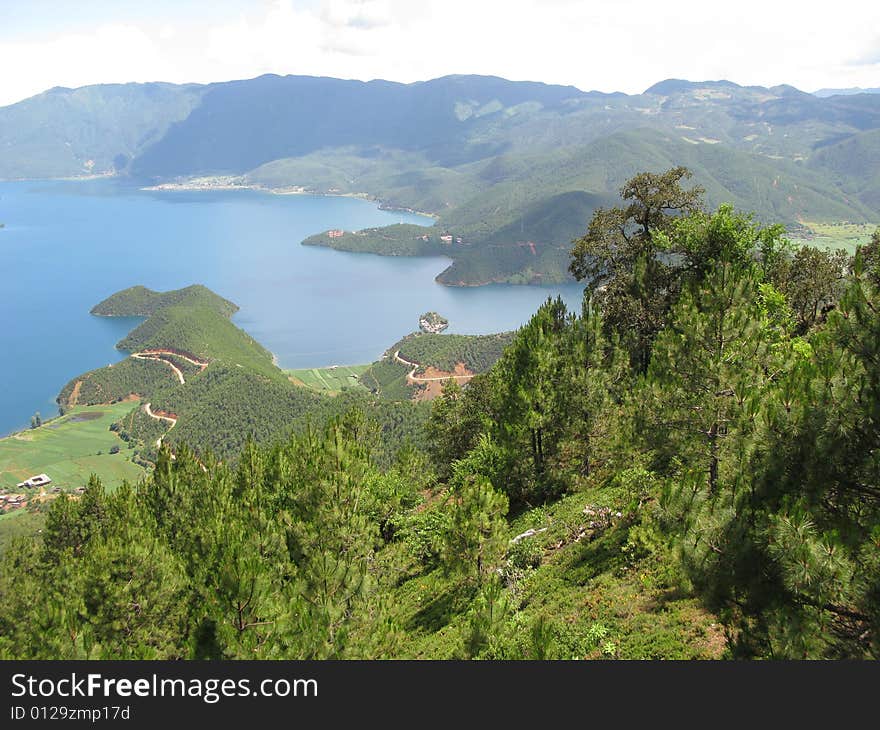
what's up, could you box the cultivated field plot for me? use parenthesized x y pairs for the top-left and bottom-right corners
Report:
(791, 221), (877, 254)
(0, 403), (146, 491)
(286, 364), (370, 394)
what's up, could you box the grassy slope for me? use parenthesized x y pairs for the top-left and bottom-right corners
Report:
(0, 403), (145, 491)
(57, 357), (180, 406)
(359, 359), (413, 401)
(246, 148), (475, 214)
(371, 488), (724, 659)
(809, 128), (880, 210)
(118, 305), (276, 376)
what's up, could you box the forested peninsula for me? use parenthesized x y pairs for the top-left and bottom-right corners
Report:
(56, 284), (429, 463)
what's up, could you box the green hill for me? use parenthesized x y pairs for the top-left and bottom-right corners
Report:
(91, 284), (238, 318)
(117, 305), (275, 376)
(357, 331), (517, 400)
(394, 332), (516, 374)
(307, 127), (879, 284)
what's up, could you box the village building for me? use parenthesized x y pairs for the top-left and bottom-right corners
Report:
(0, 494), (27, 511)
(16, 473), (51, 489)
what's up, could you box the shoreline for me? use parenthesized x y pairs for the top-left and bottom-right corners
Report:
(0, 172), (117, 183)
(0, 172), (439, 220)
(140, 176), (440, 220)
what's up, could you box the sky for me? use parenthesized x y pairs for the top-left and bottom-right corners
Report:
(0, 0), (878, 106)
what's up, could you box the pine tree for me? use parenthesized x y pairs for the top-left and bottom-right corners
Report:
(570, 167), (704, 371)
(441, 474), (509, 586)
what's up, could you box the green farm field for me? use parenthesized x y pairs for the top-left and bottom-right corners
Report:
(0, 403), (147, 492)
(286, 364), (370, 394)
(790, 221), (878, 254)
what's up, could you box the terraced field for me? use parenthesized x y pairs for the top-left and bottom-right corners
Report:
(286, 364), (370, 394)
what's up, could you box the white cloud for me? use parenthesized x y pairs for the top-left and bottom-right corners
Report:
(320, 0), (392, 30)
(1, 0), (879, 106)
(846, 35), (880, 66)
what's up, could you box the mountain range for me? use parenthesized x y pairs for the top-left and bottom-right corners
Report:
(2, 73), (879, 284)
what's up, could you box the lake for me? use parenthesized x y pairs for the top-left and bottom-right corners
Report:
(0, 179), (584, 436)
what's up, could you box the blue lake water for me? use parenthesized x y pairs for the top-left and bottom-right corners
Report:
(0, 179), (584, 436)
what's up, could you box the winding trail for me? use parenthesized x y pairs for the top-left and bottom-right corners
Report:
(132, 353), (185, 384)
(130, 349), (208, 386)
(143, 402), (178, 447)
(130, 351), (207, 450)
(393, 350), (474, 383)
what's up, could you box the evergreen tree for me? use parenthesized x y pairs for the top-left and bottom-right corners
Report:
(441, 474), (509, 586)
(570, 167), (704, 371)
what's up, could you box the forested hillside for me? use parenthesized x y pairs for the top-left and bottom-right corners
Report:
(5, 169), (878, 659)
(91, 284), (238, 318)
(0, 82), (203, 178)
(393, 331), (515, 374)
(3, 74), (880, 284)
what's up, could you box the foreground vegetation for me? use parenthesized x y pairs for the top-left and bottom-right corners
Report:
(3, 168), (879, 659)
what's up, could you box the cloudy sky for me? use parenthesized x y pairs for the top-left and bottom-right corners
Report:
(1, 0), (878, 106)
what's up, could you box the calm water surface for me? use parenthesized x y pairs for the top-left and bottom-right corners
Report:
(0, 179), (584, 435)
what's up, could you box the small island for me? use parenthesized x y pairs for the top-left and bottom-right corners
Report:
(419, 311), (449, 334)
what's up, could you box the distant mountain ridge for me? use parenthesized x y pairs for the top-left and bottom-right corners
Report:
(2, 73), (879, 284)
(813, 87), (880, 98)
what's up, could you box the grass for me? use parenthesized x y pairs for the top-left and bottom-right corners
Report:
(370, 486), (726, 659)
(0, 403), (146, 492)
(286, 364), (371, 394)
(790, 221), (878, 254)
